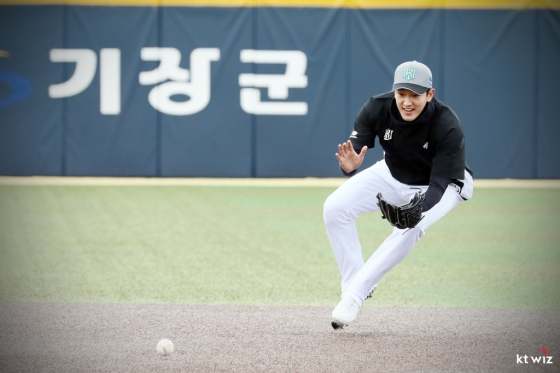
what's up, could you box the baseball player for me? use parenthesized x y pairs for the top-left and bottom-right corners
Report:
(324, 60), (473, 330)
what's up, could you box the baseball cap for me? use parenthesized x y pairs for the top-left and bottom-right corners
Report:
(392, 60), (433, 94)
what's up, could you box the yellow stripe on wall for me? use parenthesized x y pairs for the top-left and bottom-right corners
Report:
(0, 0), (558, 8)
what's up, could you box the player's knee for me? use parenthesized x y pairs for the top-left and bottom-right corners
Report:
(323, 194), (349, 225)
(395, 225), (425, 244)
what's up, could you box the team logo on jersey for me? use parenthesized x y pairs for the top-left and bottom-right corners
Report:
(384, 129), (393, 140)
(403, 68), (416, 81)
(350, 130), (358, 138)
(423, 142), (428, 149)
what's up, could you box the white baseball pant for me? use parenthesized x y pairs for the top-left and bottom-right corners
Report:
(323, 159), (473, 306)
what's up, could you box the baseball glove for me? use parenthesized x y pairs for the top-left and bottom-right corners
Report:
(376, 191), (425, 229)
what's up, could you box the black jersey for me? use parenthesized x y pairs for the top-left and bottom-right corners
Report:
(349, 92), (469, 186)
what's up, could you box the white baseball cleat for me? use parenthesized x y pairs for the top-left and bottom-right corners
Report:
(331, 296), (361, 330)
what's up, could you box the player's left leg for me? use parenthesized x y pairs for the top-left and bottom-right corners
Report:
(331, 173), (473, 329)
(337, 172), (474, 326)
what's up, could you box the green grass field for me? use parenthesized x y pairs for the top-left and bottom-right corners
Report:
(0, 185), (559, 309)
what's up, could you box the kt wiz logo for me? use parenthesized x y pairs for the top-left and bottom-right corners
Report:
(516, 348), (553, 365)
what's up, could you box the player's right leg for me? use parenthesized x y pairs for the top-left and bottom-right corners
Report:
(323, 160), (403, 294)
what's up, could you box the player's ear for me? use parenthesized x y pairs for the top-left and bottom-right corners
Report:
(426, 88), (435, 102)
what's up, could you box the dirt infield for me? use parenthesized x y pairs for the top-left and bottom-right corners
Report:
(1, 302), (558, 373)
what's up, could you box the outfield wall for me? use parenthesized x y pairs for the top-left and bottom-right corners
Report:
(1, 1), (559, 178)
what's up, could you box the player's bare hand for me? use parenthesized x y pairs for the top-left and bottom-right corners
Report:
(335, 140), (367, 173)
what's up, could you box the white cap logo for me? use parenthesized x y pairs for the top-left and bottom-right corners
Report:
(404, 68), (416, 81)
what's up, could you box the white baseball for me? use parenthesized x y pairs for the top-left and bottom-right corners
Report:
(156, 339), (174, 356)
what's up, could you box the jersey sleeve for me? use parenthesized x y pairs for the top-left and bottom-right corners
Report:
(349, 97), (378, 151)
(422, 176), (452, 211)
(431, 127), (466, 180)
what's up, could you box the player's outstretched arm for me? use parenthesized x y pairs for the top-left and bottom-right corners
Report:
(335, 140), (368, 173)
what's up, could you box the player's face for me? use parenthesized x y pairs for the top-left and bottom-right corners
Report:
(394, 88), (435, 121)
